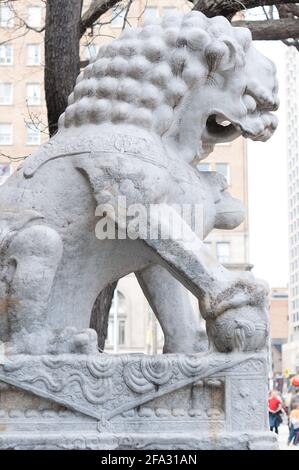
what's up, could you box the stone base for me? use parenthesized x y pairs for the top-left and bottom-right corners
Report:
(0, 431), (278, 450)
(0, 351), (278, 450)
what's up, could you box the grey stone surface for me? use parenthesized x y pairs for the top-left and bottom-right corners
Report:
(0, 11), (279, 449)
(0, 352), (277, 449)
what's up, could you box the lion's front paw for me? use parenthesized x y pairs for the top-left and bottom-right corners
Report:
(201, 273), (269, 353)
(200, 272), (268, 319)
(206, 305), (269, 353)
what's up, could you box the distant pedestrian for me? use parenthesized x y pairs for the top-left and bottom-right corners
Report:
(290, 389), (299, 411)
(268, 390), (283, 434)
(288, 403), (299, 446)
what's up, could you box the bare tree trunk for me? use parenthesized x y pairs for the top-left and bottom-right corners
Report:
(233, 18), (299, 40)
(45, 0), (83, 137)
(192, 0), (299, 19)
(90, 282), (118, 350)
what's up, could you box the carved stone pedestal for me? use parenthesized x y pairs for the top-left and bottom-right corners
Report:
(0, 352), (278, 450)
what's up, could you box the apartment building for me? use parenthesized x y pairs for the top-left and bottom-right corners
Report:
(283, 46), (299, 373)
(268, 288), (289, 376)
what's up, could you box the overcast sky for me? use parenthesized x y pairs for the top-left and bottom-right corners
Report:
(247, 41), (289, 289)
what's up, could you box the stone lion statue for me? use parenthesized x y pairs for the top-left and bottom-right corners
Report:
(0, 12), (278, 354)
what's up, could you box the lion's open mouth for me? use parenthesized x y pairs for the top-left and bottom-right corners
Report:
(206, 114), (240, 137)
(206, 114), (240, 140)
(200, 88), (279, 158)
(205, 109), (278, 144)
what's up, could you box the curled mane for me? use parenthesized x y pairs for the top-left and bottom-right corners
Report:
(59, 11), (252, 135)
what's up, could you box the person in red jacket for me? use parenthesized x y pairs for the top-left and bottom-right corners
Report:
(268, 390), (283, 434)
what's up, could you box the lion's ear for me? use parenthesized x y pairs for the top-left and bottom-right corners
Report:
(221, 39), (238, 70)
(223, 38), (245, 69)
(204, 41), (228, 74)
(205, 38), (244, 73)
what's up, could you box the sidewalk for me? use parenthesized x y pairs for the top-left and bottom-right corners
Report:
(278, 424), (299, 450)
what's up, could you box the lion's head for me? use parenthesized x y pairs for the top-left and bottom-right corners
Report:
(59, 12), (278, 162)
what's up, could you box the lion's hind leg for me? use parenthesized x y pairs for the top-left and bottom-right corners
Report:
(0, 212), (63, 354)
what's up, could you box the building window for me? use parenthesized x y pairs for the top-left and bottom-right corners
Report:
(0, 123), (12, 145)
(27, 44), (41, 65)
(0, 5), (14, 28)
(111, 5), (125, 27)
(198, 162), (211, 172)
(0, 83), (13, 105)
(272, 291), (288, 299)
(0, 163), (11, 184)
(216, 163), (230, 184)
(163, 7), (178, 16)
(118, 320), (126, 346)
(27, 6), (41, 28)
(26, 123), (40, 145)
(216, 242), (230, 263)
(107, 290), (127, 347)
(84, 44), (98, 62)
(0, 44), (13, 65)
(26, 83), (41, 106)
(107, 318), (126, 346)
(107, 320), (114, 345)
(144, 7), (159, 22)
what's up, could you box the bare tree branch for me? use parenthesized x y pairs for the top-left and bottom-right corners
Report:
(0, 152), (27, 162)
(276, 3), (299, 17)
(8, 1), (45, 33)
(0, 1), (45, 46)
(283, 3), (299, 15)
(80, 0), (122, 37)
(122, 0), (134, 30)
(192, 0), (299, 20)
(0, 29), (29, 46)
(276, 4), (299, 49)
(232, 17), (299, 39)
(24, 103), (49, 137)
